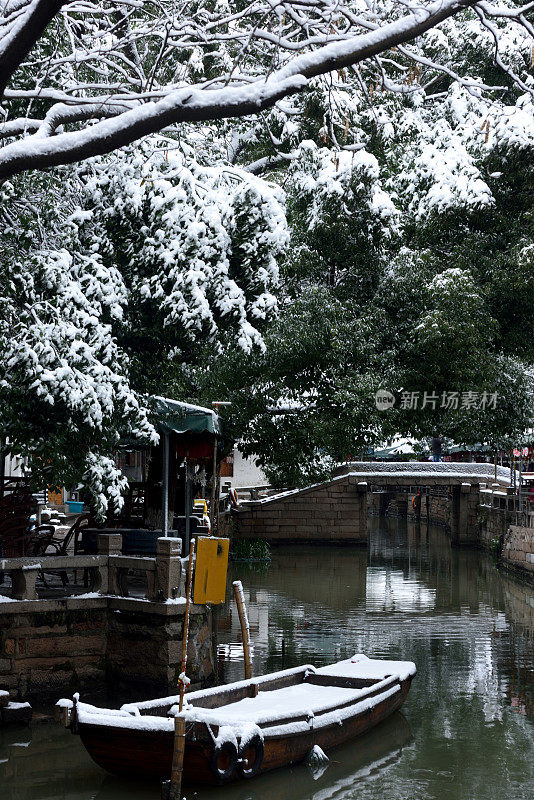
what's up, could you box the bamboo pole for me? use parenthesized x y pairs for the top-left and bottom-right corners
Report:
(233, 580), (252, 680)
(179, 536), (196, 712)
(163, 539), (196, 800)
(169, 714), (186, 800)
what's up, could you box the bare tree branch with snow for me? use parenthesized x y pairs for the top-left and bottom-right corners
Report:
(0, 0), (532, 178)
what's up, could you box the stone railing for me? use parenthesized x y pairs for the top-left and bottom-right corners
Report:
(338, 461), (514, 485)
(479, 487), (534, 528)
(0, 534), (183, 602)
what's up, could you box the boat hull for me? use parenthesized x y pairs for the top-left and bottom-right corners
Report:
(77, 677), (412, 784)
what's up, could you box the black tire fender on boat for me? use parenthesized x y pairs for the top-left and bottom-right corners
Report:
(210, 739), (239, 782)
(237, 733), (264, 778)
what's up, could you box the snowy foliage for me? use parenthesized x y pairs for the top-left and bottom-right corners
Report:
(82, 147), (286, 353)
(1, 0), (534, 492)
(0, 144), (287, 505)
(290, 143), (399, 232)
(83, 454), (129, 520)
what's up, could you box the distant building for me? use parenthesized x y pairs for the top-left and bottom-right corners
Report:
(4, 452), (26, 478)
(220, 448), (269, 490)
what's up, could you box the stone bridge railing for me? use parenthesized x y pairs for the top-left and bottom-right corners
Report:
(0, 534), (183, 602)
(479, 486), (534, 525)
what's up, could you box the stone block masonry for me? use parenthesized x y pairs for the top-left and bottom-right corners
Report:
(0, 601), (107, 700)
(501, 526), (534, 578)
(0, 596), (215, 704)
(0, 534), (216, 703)
(230, 475), (368, 544)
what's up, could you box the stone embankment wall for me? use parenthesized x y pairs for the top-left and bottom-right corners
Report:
(501, 526), (534, 576)
(0, 602), (107, 700)
(230, 475), (368, 544)
(477, 505), (514, 550)
(106, 600), (213, 699)
(0, 597), (214, 703)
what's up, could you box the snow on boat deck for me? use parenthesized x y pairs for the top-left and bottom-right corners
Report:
(67, 655), (415, 734)
(317, 654), (416, 683)
(188, 683), (363, 724)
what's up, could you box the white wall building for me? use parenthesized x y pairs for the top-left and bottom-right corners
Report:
(220, 448), (269, 491)
(3, 451), (26, 478)
(232, 449), (269, 488)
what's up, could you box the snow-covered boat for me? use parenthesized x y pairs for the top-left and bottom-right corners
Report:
(57, 654), (415, 785)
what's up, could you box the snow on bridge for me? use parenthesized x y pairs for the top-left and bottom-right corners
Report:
(334, 461), (513, 488)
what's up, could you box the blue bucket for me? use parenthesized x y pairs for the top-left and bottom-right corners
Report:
(67, 500), (84, 514)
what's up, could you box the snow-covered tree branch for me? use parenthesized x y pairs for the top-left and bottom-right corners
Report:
(1, 0), (532, 178)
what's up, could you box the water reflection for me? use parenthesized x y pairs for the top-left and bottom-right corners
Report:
(1, 518), (533, 800)
(0, 724), (104, 800)
(218, 519), (534, 800)
(194, 713), (411, 800)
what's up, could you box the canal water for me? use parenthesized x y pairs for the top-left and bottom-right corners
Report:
(1, 519), (533, 800)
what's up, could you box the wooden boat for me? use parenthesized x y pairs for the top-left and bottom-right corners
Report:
(57, 654), (415, 786)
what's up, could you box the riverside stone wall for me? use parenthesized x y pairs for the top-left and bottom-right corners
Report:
(501, 526), (534, 576)
(477, 505), (514, 550)
(0, 601), (107, 700)
(106, 599), (214, 700)
(0, 596), (214, 704)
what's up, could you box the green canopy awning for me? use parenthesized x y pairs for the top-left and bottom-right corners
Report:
(151, 396), (222, 437)
(119, 396), (226, 449)
(448, 443), (492, 453)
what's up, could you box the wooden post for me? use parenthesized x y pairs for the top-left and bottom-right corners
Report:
(233, 580), (252, 680)
(179, 536), (196, 712)
(184, 456), (191, 556)
(0, 437), (4, 500)
(215, 459), (221, 535)
(518, 454), (523, 522)
(162, 541), (195, 800)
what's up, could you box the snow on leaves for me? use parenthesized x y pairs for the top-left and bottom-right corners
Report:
(290, 143), (399, 232)
(3, 246), (148, 432)
(85, 147), (286, 353)
(83, 453), (129, 520)
(0, 144), (287, 510)
(1, 1), (533, 178)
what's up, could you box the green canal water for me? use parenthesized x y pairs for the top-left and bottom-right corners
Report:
(1, 518), (533, 800)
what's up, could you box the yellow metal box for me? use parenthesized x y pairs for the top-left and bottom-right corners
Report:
(193, 536), (229, 605)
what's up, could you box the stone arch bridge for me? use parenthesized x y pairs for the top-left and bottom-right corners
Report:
(229, 462), (513, 546)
